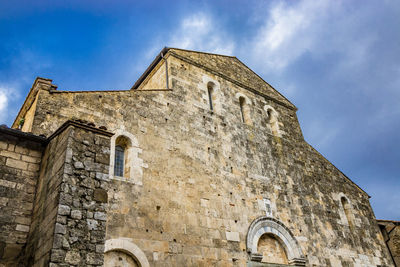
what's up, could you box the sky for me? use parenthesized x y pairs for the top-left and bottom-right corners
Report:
(0, 0), (399, 220)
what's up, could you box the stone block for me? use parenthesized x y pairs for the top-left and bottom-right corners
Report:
(54, 223), (66, 234)
(225, 231), (240, 242)
(0, 179), (16, 188)
(6, 158), (28, 170)
(94, 211), (107, 221)
(0, 150), (21, 160)
(58, 205), (71, 216)
(65, 250), (81, 265)
(94, 188), (108, 203)
(21, 155), (41, 163)
(71, 210), (82, 220)
(74, 161), (84, 169)
(87, 219), (98, 230)
(15, 224), (30, 232)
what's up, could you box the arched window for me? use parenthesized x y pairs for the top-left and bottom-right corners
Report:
(239, 96), (246, 123)
(109, 130), (144, 185)
(114, 136), (132, 178)
(207, 82), (214, 111)
(341, 196), (354, 228)
(235, 93), (252, 125)
(264, 105), (280, 136)
(114, 145), (125, 177)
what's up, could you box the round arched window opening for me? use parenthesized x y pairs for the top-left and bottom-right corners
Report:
(239, 96), (246, 123)
(341, 196), (354, 228)
(114, 136), (132, 178)
(207, 82), (215, 111)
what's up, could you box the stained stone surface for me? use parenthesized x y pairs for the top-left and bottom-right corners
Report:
(0, 48), (395, 266)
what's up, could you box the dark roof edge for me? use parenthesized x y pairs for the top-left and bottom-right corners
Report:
(131, 47), (170, 89)
(377, 219), (400, 224)
(0, 126), (47, 144)
(48, 120), (114, 141)
(234, 57), (297, 110)
(1, 120), (114, 145)
(12, 77), (56, 128)
(169, 51), (297, 111)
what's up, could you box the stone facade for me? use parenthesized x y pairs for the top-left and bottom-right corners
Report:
(0, 127), (45, 266)
(0, 48), (396, 266)
(378, 220), (400, 266)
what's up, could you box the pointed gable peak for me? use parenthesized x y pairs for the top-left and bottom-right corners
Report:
(133, 47), (296, 110)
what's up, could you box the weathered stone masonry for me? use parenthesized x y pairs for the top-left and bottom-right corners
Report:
(0, 121), (112, 266)
(0, 48), (396, 266)
(0, 127), (45, 265)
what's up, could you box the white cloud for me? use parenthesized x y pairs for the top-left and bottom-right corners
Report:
(247, 0), (379, 75)
(0, 90), (7, 113)
(249, 0), (331, 71)
(168, 13), (235, 55)
(0, 85), (19, 124)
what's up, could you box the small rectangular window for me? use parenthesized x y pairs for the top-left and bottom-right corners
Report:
(264, 198), (272, 217)
(114, 145), (125, 177)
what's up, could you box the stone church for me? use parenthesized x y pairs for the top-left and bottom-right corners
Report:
(0, 48), (396, 266)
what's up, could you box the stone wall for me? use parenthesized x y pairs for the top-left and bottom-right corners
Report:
(11, 49), (394, 266)
(0, 127), (45, 266)
(378, 220), (400, 266)
(23, 122), (112, 266)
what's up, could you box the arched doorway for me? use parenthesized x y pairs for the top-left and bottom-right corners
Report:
(104, 250), (139, 267)
(104, 239), (149, 267)
(246, 216), (306, 266)
(258, 233), (289, 264)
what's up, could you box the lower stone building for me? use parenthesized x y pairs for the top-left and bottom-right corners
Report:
(0, 48), (396, 266)
(377, 220), (400, 266)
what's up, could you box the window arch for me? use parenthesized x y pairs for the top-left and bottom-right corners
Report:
(264, 105), (280, 136)
(202, 76), (220, 113)
(109, 130), (144, 185)
(246, 216), (306, 266)
(340, 195), (354, 228)
(207, 82), (215, 111)
(235, 92), (252, 125)
(114, 136), (132, 178)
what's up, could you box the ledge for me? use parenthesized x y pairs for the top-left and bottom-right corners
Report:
(0, 125), (47, 144)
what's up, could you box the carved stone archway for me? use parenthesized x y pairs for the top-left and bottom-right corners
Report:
(246, 217), (306, 266)
(104, 238), (150, 267)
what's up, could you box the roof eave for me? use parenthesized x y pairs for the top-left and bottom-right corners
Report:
(131, 47), (170, 90)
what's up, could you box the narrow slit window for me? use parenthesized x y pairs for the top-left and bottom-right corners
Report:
(239, 96), (246, 123)
(341, 196), (354, 228)
(114, 145), (125, 177)
(207, 84), (214, 111)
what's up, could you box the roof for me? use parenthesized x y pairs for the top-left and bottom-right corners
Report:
(0, 125), (47, 144)
(132, 47), (296, 110)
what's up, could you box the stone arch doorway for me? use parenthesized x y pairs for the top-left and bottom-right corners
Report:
(104, 239), (149, 267)
(246, 217), (306, 266)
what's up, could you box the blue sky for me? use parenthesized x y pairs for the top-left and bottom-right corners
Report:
(0, 0), (399, 220)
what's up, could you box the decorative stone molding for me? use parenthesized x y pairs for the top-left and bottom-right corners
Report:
(235, 92), (252, 105)
(109, 130), (143, 185)
(337, 192), (355, 227)
(201, 75), (221, 113)
(105, 238), (150, 267)
(246, 216), (306, 266)
(263, 105), (281, 137)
